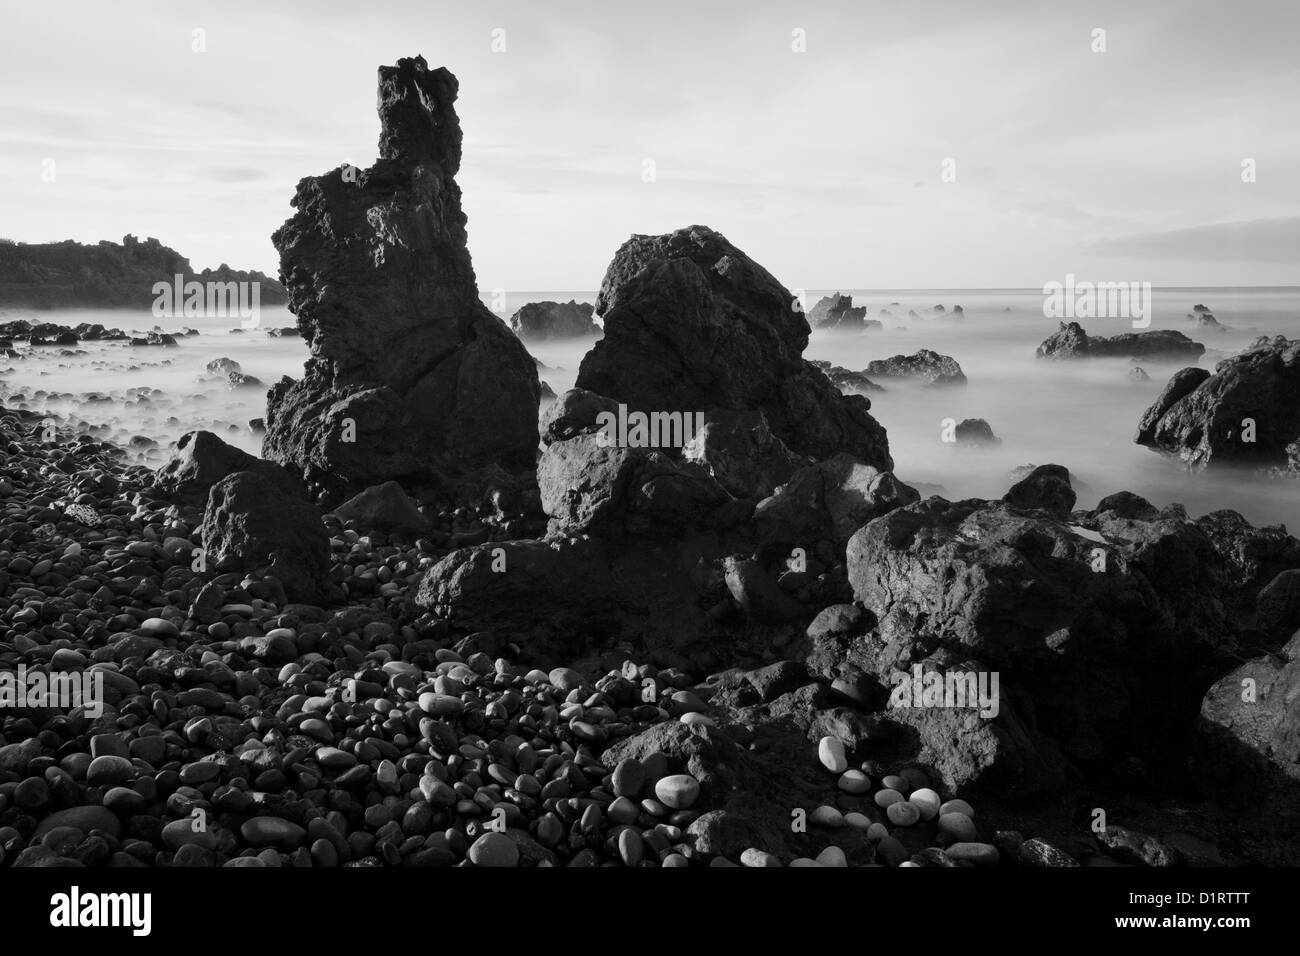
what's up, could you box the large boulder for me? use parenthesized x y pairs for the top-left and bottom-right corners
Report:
(1036, 321), (1205, 361)
(330, 480), (430, 536)
(681, 409), (807, 500)
(537, 432), (736, 538)
(1199, 629), (1300, 785)
(1135, 336), (1300, 471)
(864, 350), (967, 387)
(509, 300), (599, 340)
(754, 453), (919, 551)
(153, 430), (297, 505)
(263, 57), (540, 502)
(413, 536), (730, 669)
(200, 470), (335, 604)
(842, 490), (1250, 764)
(575, 226), (892, 469)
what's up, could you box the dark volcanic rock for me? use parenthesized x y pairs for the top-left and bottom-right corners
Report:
(153, 430), (297, 506)
(865, 350), (967, 387)
(537, 432), (734, 538)
(1199, 629), (1300, 785)
(575, 225), (892, 469)
(509, 300), (599, 340)
(842, 492), (1264, 769)
(810, 361), (885, 395)
(1002, 463), (1075, 518)
(200, 470), (335, 604)
(330, 480), (430, 536)
(1036, 321), (1205, 361)
(754, 453), (919, 551)
(681, 409), (806, 500)
(263, 57), (540, 501)
(1135, 337), (1300, 472)
(414, 536), (725, 668)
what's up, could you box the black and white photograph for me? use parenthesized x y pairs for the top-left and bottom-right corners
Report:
(0, 0), (1294, 936)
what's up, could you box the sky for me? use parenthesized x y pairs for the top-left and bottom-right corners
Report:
(1, 0), (1297, 291)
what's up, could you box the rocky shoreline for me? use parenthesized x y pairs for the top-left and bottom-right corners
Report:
(2, 55), (1298, 871)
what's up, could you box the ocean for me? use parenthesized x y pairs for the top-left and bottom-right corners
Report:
(1, 287), (1296, 529)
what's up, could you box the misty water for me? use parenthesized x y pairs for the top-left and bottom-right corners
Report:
(1, 288), (1296, 530)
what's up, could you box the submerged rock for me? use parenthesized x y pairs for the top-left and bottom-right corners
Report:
(954, 418), (999, 445)
(1036, 321), (1205, 361)
(865, 350), (967, 387)
(509, 300), (600, 340)
(263, 57), (540, 502)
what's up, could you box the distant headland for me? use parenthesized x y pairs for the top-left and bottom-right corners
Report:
(0, 234), (287, 309)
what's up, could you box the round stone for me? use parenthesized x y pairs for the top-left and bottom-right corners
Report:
(654, 774), (701, 810)
(790, 857), (824, 867)
(85, 755), (134, 787)
(611, 759), (645, 799)
(886, 801), (920, 827)
(938, 812), (979, 842)
(661, 853), (689, 867)
(139, 617), (179, 638)
(816, 846), (848, 867)
(866, 822), (890, 843)
(679, 712), (715, 728)
(608, 797), (639, 826)
(881, 774), (910, 795)
(946, 842), (1000, 866)
(837, 770), (871, 794)
(241, 816), (307, 848)
(810, 805), (845, 828)
(818, 736), (848, 773)
(162, 817), (219, 850)
(908, 787), (941, 821)
(315, 747), (356, 770)
(548, 668), (583, 692)
(618, 829), (643, 867)
(844, 812), (872, 830)
(418, 692), (464, 716)
(740, 848), (782, 867)
(873, 788), (904, 809)
(468, 831), (519, 867)
(940, 798), (975, 818)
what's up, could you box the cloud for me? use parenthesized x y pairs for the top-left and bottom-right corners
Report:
(206, 166), (270, 184)
(1085, 217), (1300, 264)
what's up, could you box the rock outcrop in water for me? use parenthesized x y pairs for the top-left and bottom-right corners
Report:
(1036, 321), (1205, 361)
(576, 226), (892, 468)
(865, 350), (967, 387)
(263, 57), (540, 503)
(1135, 335), (1300, 473)
(808, 292), (876, 332)
(509, 300), (600, 340)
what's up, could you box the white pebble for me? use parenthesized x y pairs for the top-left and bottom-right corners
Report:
(818, 736), (848, 773)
